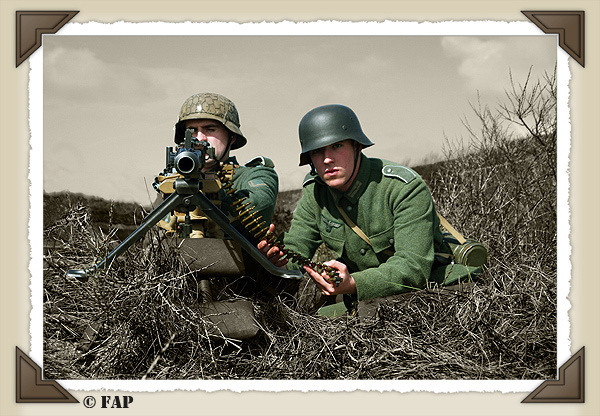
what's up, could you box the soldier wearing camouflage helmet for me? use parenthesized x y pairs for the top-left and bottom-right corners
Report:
(174, 93), (247, 168)
(258, 104), (481, 316)
(161, 93), (279, 242)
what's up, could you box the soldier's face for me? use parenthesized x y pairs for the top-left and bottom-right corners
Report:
(184, 119), (235, 169)
(310, 140), (359, 192)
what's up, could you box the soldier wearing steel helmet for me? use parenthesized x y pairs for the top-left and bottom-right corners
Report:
(162, 92), (279, 243)
(258, 104), (478, 315)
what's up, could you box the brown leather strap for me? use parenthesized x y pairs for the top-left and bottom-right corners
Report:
(437, 213), (467, 245)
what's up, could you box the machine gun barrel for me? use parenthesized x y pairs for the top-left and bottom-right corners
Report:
(174, 150), (201, 176)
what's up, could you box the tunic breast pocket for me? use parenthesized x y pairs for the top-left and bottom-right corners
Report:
(368, 226), (395, 256)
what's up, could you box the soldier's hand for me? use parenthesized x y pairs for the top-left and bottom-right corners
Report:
(257, 224), (288, 268)
(304, 260), (356, 296)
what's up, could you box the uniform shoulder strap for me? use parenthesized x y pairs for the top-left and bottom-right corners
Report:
(382, 165), (417, 183)
(245, 156), (275, 168)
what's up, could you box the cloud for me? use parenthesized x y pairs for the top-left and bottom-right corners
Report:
(44, 45), (167, 105)
(441, 37), (555, 97)
(45, 46), (103, 89)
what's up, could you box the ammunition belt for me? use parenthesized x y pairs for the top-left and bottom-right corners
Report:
(218, 163), (341, 286)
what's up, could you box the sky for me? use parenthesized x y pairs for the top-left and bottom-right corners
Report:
(41, 24), (557, 205)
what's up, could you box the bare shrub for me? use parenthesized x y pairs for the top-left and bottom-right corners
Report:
(432, 67), (556, 270)
(427, 66), (558, 377)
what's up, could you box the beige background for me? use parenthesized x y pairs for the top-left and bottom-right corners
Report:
(1, 1), (598, 416)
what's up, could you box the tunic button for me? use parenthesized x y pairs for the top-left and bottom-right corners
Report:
(346, 205), (352, 212)
(389, 238), (394, 245)
(359, 248), (367, 255)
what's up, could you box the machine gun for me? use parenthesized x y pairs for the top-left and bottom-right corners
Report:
(66, 129), (344, 344)
(66, 129), (302, 283)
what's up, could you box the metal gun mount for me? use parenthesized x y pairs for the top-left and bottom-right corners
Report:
(66, 130), (302, 282)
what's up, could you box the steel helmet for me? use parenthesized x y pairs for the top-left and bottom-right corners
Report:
(298, 104), (373, 166)
(174, 93), (247, 150)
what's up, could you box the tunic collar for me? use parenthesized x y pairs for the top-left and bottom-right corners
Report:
(328, 154), (371, 205)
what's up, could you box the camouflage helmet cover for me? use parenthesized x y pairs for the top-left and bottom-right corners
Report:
(174, 93), (247, 150)
(298, 104), (373, 166)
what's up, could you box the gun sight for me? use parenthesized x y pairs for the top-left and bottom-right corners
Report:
(160, 129), (216, 179)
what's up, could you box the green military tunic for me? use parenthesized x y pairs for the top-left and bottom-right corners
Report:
(281, 154), (453, 301)
(219, 156), (279, 243)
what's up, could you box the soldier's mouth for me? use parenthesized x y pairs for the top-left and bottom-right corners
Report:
(324, 168), (339, 176)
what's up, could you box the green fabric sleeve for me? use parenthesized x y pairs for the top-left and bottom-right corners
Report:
(224, 165), (278, 242)
(280, 186), (323, 271)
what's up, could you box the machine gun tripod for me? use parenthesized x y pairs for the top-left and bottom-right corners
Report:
(66, 129), (302, 284)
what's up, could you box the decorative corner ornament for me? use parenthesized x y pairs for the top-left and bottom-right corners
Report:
(522, 347), (585, 403)
(15, 11), (79, 67)
(522, 11), (585, 67)
(16, 347), (79, 403)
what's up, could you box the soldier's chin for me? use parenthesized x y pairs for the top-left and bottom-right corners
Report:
(323, 177), (345, 190)
(202, 159), (218, 171)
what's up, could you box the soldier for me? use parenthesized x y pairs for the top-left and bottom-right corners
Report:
(258, 104), (480, 315)
(158, 92), (279, 243)
(154, 92), (294, 302)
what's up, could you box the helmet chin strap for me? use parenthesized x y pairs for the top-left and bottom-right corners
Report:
(206, 135), (235, 168)
(217, 135), (235, 162)
(340, 142), (362, 190)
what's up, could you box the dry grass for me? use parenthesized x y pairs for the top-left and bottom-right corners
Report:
(43, 212), (555, 380)
(43, 70), (557, 381)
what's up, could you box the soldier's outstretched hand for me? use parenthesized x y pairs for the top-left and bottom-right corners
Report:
(257, 224), (288, 268)
(304, 259), (357, 296)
